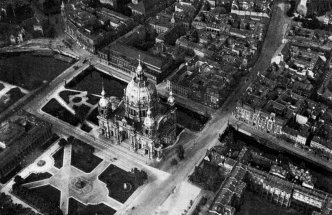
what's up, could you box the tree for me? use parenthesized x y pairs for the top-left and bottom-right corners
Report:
(48, 25), (56, 38)
(58, 138), (67, 147)
(177, 145), (185, 160)
(14, 175), (24, 186)
(132, 168), (148, 186)
(171, 158), (178, 166)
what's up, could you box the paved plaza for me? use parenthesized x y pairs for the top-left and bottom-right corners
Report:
(1, 138), (166, 215)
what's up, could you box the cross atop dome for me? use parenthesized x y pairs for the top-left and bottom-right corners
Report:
(101, 80), (106, 97)
(136, 55), (143, 77)
(99, 80), (109, 108)
(171, 13), (175, 24)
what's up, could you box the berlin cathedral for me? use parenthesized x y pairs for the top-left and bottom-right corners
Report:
(97, 58), (177, 160)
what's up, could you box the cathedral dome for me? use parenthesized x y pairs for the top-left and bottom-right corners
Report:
(125, 58), (157, 107)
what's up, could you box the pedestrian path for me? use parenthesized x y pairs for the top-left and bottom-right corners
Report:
(23, 179), (50, 189)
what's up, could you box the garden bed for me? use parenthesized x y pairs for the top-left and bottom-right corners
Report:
(73, 104), (91, 123)
(42, 98), (79, 126)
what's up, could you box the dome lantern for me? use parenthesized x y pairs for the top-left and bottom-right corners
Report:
(136, 54), (144, 80)
(99, 81), (109, 108)
(167, 89), (175, 106)
(144, 107), (155, 128)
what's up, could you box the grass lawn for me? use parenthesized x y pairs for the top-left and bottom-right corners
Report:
(99, 165), (138, 203)
(71, 143), (102, 173)
(30, 185), (61, 207)
(53, 147), (64, 169)
(23, 172), (52, 184)
(87, 107), (99, 125)
(68, 198), (116, 215)
(81, 123), (92, 133)
(87, 94), (100, 105)
(236, 191), (300, 215)
(59, 90), (80, 104)
(73, 104), (91, 118)
(42, 98), (79, 126)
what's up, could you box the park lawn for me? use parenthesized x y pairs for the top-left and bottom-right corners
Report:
(87, 107), (99, 125)
(99, 165), (138, 203)
(87, 94), (100, 105)
(30, 185), (61, 208)
(42, 98), (79, 126)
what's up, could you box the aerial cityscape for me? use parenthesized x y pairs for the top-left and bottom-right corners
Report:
(0, 0), (332, 215)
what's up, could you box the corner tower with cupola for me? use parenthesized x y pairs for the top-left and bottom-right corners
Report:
(97, 57), (177, 161)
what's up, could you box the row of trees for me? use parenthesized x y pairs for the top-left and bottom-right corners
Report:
(189, 163), (224, 191)
(131, 168), (148, 186)
(0, 192), (39, 215)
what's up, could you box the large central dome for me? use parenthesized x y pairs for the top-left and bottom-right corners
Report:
(124, 57), (158, 121)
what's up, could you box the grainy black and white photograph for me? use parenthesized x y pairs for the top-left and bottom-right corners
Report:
(0, 0), (332, 214)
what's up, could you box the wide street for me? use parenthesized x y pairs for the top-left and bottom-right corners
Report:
(2, 1), (292, 214)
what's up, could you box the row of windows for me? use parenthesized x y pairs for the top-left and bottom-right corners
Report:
(128, 108), (148, 117)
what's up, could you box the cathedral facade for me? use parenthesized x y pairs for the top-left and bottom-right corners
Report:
(97, 58), (177, 160)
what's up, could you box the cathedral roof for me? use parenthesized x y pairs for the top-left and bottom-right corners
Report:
(125, 57), (158, 107)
